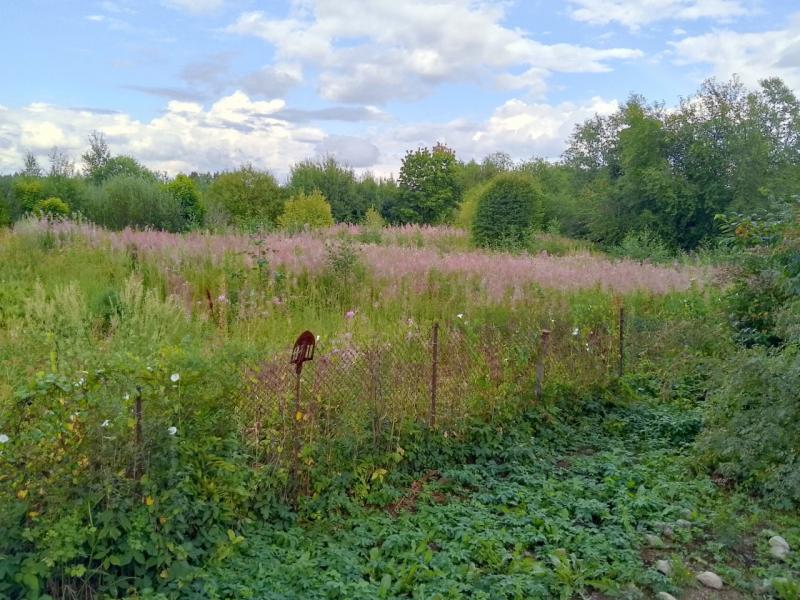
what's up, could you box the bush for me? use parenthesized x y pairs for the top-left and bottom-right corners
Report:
(278, 189), (334, 232)
(33, 196), (70, 218)
(472, 173), (544, 249)
(454, 180), (491, 231)
(206, 166), (284, 230)
(166, 174), (205, 228)
(698, 348), (800, 508)
(12, 178), (45, 213)
(85, 175), (185, 231)
(614, 228), (673, 262)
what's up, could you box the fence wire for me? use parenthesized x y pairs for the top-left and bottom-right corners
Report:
(235, 312), (629, 490)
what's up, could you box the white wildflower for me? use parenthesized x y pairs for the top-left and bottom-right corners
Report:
(457, 313), (464, 319)
(123, 393), (130, 400)
(572, 327), (579, 336)
(167, 426), (177, 436)
(0, 434), (9, 444)
(101, 420), (110, 428)
(170, 373), (180, 383)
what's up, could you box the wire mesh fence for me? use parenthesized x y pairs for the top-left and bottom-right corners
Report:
(234, 307), (638, 493)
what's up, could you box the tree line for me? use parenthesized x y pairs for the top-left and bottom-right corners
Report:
(1, 76), (798, 252)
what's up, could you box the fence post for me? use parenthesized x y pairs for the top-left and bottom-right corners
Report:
(291, 366), (302, 490)
(535, 330), (550, 402)
(133, 386), (143, 481)
(429, 322), (439, 428)
(618, 306), (625, 377)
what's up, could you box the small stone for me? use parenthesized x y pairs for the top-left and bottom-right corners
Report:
(655, 559), (672, 576)
(769, 536), (790, 559)
(662, 525), (675, 539)
(769, 535), (790, 551)
(645, 534), (665, 548)
(675, 519), (692, 528)
(680, 508), (693, 519)
(770, 545), (790, 560)
(696, 571), (723, 590)
(657, 593), (678, 600)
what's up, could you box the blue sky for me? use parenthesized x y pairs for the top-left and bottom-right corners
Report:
(0, 0), (797, 178)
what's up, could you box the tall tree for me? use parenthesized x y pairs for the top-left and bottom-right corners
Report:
(390, 143), (461, 224)
(82, 131), (111, 181)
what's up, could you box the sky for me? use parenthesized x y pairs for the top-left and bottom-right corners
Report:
(0, 0), (797, 179)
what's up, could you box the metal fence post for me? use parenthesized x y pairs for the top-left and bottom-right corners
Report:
(429, 322), (439, 428)
(535, 330), (550, 402)
(618, 306), (625, 377)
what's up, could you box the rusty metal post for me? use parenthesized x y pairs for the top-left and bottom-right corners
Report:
(535, 330), (551, 402)
(618, 306), (625, 377)
(429, 322), (439, 428)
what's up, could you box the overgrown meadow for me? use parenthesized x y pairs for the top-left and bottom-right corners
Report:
(0, 217), (734, 598)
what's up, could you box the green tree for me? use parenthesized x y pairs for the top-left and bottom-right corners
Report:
(21, 152), (42, 178)
(289, 157), (364, 222)
(278, 189), (334, 232)
(166, 174), (205, 228)
(472, 173), (544, 249)
(390, 143), (462, 224)
(85, 175), (185, 231)
(81, 131), (111, 182)
(90, 155), (155, 184)
(33, 197), (70, 218)
(206, 166), (284, 229)
(12, 178), (45, 213)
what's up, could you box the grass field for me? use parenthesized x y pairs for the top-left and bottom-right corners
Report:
(0, 219), (796, 599)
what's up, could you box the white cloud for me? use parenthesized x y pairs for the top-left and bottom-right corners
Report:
(0, 93), (325, 177)
(163, 0), (224, 14)
(0, 91), (619, 178)
(226, 1), (641, 104)
(671, 14), (800, 89)
(363, 96), (620, 177)
(569, 0), (749, 29)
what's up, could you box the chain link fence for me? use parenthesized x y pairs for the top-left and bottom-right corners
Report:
(235, 307), (641, 492)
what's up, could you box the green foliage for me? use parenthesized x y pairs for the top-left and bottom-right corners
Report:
(472, 173), (544, 249)
(89, 155), (155, 185)
(358, 206), (385, 243)
(564, 78), (800, 251)
(206, 403), (797, 599)
(33, 196), (70, 218)
(206, 166), (284, 230)
(278, 189), (335, 232)
(390, 144), (461, 224)
(85, 174), (186, 231)
(699, 348), (800, 507)
(454, 180), (490, 230)
(13, 178), (45, 213)
(614, 228), (673, 262)
(166, 174), (205, 228)
(290, 157), (366, 223)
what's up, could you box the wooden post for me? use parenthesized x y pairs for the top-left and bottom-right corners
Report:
(429, 322), (439, 428)
(133, 386), (143, 481)
(535, 330), (551, 402)
(291, 366), (302, 489)
(618, 306), (625, 377)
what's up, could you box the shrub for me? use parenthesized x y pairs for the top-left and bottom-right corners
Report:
(278, 189), (334, 232)
(358, 206), (385, 243)
(698, 348), (800, 508)
(85, 175), (185, 232)
(33, 196), (70, 218)
(455, 181), (491, 231)
(12, 178), (45, 213)
(166, 174), (205, 228)
(472, 173), (544, 249)
(614, 228), (673, 262)
(206, 166), (284, 230)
